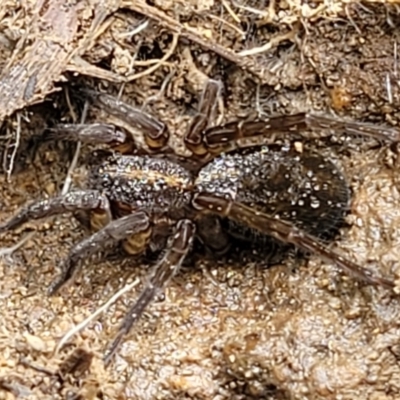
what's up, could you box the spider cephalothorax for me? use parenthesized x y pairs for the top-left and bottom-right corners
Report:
(0, 80), (396, 364)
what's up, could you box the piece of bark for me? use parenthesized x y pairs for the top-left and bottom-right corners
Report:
(0, 0), (121, 123)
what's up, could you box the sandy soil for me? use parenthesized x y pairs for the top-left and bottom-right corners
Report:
(1, 1), (400, 400)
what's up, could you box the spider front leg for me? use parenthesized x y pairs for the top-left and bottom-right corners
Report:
(45, 124), (127, 145)
(184, 79), (223, 158)
(48, 211), (151, 295)
(183, 80), (310, 162)
(193, 194), (395, 290)
(0, 190), (111, 233)
(45, 89), (171, 155)
(194, 112), (400, 162)
(104, 219), (195, 365)
(201, 113), (307, 157)
(82, 89), (170, 152)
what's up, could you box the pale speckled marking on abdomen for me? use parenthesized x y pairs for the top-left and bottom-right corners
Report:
(195, 144), (350, 243)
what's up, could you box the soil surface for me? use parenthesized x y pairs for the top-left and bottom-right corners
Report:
(1, 1), (400, 400)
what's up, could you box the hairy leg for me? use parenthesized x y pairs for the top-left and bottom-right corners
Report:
(193, 193), (395, 290)
(48, 211), (151, 295)
(184, 79), (223, 158)
(0, 190), (111, 233)
(45, 123), (127, 145)
(187, 110), (400, 163)
(104, 219), (196, 365)
(82, 89), (170, 152)
(45, 89), (172, 154)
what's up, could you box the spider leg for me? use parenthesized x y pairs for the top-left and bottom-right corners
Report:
(305, 114), (400, 142)
(104, 219), (196, 365)
(44, 123), (127, 145)
(193, 193), (395, 290)
(202, 113), (307, 157)
(82, 89), (170, 152)
(48, 211), (151, 295)
(0, 190), (111, 233)
(197, 113), (400, 161)
(184, 79), (223, 158)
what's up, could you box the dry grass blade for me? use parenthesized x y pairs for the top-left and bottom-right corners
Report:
(0, 231), (36, 260)
(54, 278), (140, 355)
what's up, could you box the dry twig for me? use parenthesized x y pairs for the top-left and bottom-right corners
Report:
(0, 232), (36, 260)
(61, 100), (89, 195)
(221, 0), (241, 24)
(54, 278), (140, 355)
(238, 26), (299, 57)
(122, 1), (276, 83)
(125, 34), (178, 82)
(5, 112), (21, 182)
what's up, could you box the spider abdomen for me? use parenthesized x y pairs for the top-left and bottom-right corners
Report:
(195, 144), (350, 244)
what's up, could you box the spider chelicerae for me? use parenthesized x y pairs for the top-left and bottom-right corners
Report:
(0, 80), (397, 364)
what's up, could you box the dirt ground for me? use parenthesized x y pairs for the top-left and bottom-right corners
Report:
(1, 1), (400, 399)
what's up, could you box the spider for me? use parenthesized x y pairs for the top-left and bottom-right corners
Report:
(0, 80), (397, 364)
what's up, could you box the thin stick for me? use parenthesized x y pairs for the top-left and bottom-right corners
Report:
(238, 28), (298, 57)
(64, 86), (78, 123)
(61, 101), (89, 195)
(122, 1), (270, 83)
(141, 69), (175, 110)
(6, 112), (21, 182)
(208, 14), (245, 37)
(54, 278), (140, 355)
(118, 19), (149, 38)
(0, 231), (36, 258)
(221, 0), (241, 24)
(125, 34), (178, 82)
(386, 72), (393, 104)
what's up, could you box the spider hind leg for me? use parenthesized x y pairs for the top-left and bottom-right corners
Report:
(193, 193), (395, 290)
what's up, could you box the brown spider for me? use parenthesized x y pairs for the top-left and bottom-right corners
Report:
(0, 80), (398, 364)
